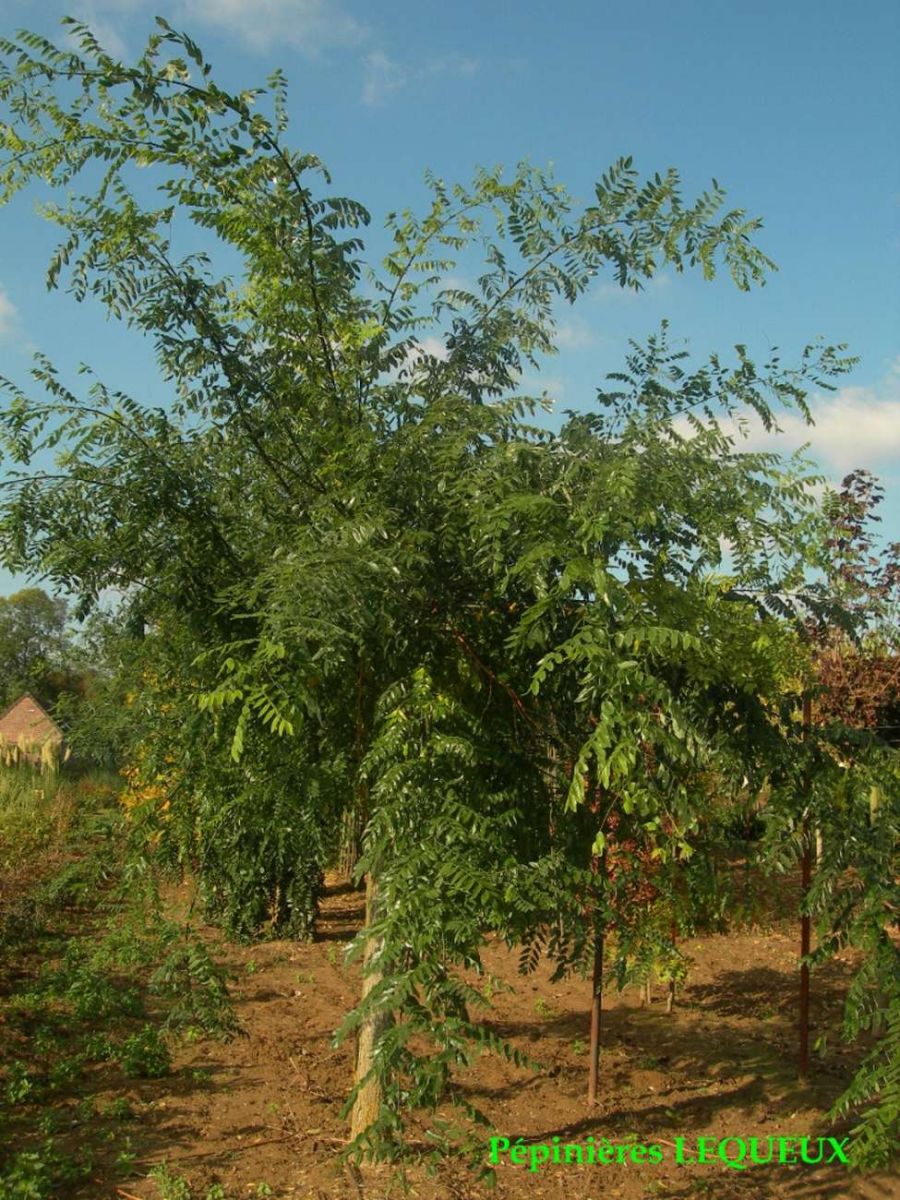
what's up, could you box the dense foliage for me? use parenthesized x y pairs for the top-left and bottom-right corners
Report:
(0, 18), (895, 1170)
(0, 586), (74, 708)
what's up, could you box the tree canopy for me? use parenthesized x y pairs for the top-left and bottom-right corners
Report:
(0, 586), (71, 707)
(0, 17), (896, 1170)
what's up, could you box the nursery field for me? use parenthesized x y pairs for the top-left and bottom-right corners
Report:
(0, 782), (895, 1200)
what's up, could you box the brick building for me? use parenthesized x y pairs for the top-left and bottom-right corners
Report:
(0, 692), (64, 763)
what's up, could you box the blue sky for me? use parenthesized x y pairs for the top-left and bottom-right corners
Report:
(0, 0), (898, 597)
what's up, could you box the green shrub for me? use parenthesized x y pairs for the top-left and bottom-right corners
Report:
(118, 1026), (171, 1078)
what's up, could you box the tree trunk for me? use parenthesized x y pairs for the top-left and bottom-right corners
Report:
(587, 920), (604, 1106)
(798, 695), (813, 1080)
(349, 873), (391, 1143)
(799, 822), (812, 1078)
(341, 661), (370, 880)
(338, 803), (365, 879)
(666, 918), (677, 1014)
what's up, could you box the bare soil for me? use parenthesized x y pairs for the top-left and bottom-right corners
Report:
(61, 875), (897, 1200)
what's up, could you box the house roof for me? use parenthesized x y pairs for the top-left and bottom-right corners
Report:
(0, 692), (64, 745)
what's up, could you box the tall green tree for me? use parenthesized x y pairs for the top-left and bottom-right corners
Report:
(0, 17), (893, 1169)
(0, 585), (71, 707)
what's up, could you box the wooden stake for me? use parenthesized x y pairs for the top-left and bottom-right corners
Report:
(587, 920), (604, 1106)
(349, 873), (391, 1141)
(587, 788), (606, 1107)
(799, 695), (812, 1081)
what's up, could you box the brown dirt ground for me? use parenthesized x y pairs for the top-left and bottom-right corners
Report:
(58, 874), (897, 1200)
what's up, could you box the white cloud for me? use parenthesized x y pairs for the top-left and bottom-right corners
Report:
(68, 1), (131, 58)
(439, 275), (474, 296)
(362, 50), (479, 107)
(383, 334), (449, 382)
(592, 272), (672, 303)
(680, 357), (900, 476)
(69, 0), (366, 57)
(361, 49), (405, 106)
(180, 0), (365, 54)
(0, 286), (19, 340)
(49, 2), (478, 105)
(555, 316), (596, 350)
(775, 361), (900, 473)
(414, 336), (450, 362)
(519, 373), (566, 400)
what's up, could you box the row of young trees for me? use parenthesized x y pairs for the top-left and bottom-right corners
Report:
(0, 19), (896, 1169)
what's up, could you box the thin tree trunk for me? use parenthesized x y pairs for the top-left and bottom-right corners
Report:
(799, 695), (813, 1081)
(666, 918), (677, 1014)
(341, 660), (370, 880)
(799, 825), (812, 1079)
(587, 920), (604, 1106)
(587, 786), (606, 1107)
(338, 803), (365, 879)
(869, 784), (880, 823)
(349, 873), (391, 1142)
(869, 786), (887, 1031)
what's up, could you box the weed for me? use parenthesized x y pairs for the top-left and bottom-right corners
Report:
(101, 1096), (134, 1120)
(0, 772), (237, 1195)
(5, 1061), (39, 1105)
(0, 1148), (56, 1199)
(151, 938), (239, 1038)
(119, 1026), (171, 1078)
(31, 1026), (64, 1055)
(147, 1165), (274, 1199)
(115, 1144), (138, 1175)
(149, 1163), (193, 1200)
(0, 1139), (91, 1199)
(82, 1031), (115, 1060)
(37, 1109), (63, 1135)
(0, 770), (65, 867)
(571, 1038), (587, 1056)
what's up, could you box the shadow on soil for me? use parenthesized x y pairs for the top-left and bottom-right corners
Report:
(462, 960), (865, 1145)
(53, 900), (882, 1199)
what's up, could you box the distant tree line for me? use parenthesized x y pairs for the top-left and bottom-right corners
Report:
(0, 587), (131, 767)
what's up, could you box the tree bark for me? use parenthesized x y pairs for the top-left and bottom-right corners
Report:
(341, 660), (370, 880)
(349, 872), (391, 1142)
(587, 920), (604, 1106)
(338, 803), (365, 879)
(666, 918), (677, 1014)
(798, 695), (813, 1081)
